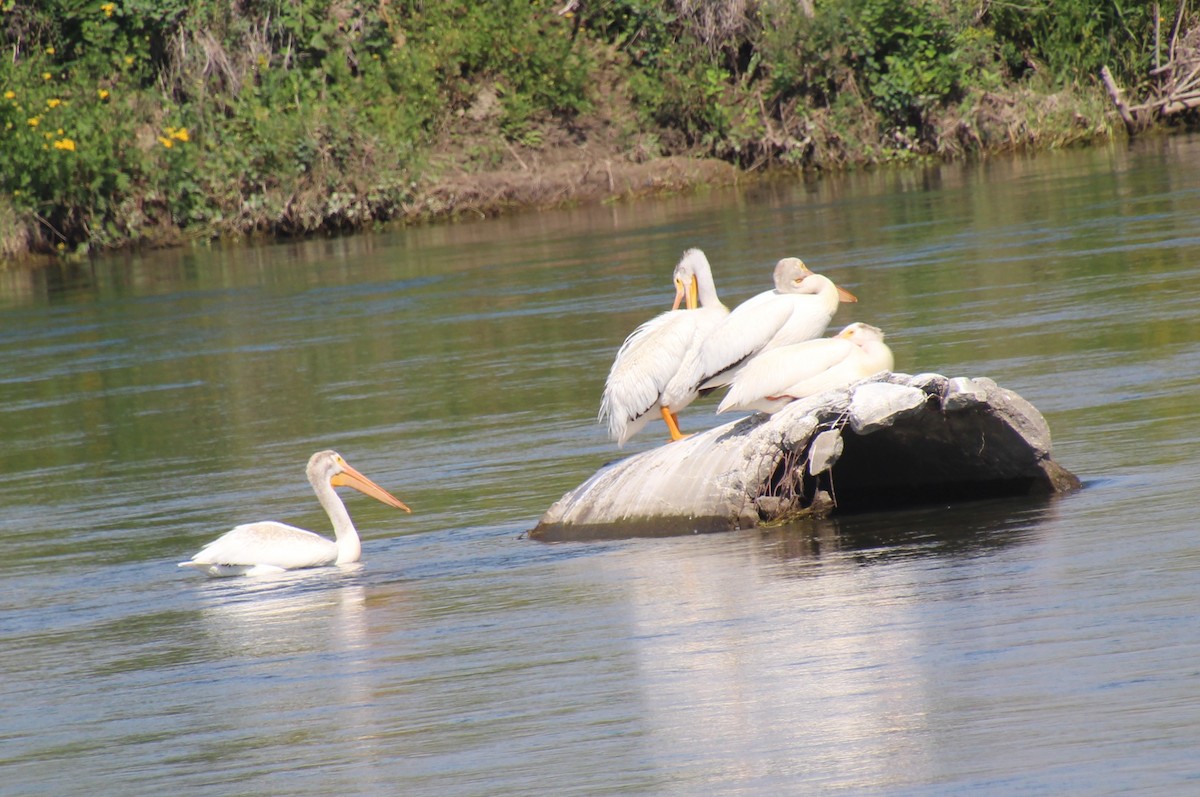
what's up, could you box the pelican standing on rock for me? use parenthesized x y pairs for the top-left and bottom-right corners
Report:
(661, 256), (858, 418)
(599, 248), (729, 445)
(717, 322), (895, 414)
(178, 450), (411, 577)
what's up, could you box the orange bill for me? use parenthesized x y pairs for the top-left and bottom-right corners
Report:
(332, 463), (412, 512)
(672, 279), (687, 310)
(836, 285), (858, 303)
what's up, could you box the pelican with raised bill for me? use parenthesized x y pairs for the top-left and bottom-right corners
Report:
(599, 248), (729, 445)
(661, 256), (858, 417)
(178, 450), (411, 577)
(717, 322), (895, 415)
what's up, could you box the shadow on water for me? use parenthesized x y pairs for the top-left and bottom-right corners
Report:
(755, 490), (1072, 566)
(538, 486), (1073, 559)
(528, 486), (1074, 575)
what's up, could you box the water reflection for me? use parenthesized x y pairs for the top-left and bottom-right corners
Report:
(190, 568), (369, 657)
(598, 533), (928, 791)
(580, 492), (1075, 790)
(2, 135), (1200, 796)
(177, 572), (396, 793)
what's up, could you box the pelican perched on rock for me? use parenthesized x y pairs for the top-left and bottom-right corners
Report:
(717, 322), (894, 415)
(599, 248), (729, 445)
(178, 450), (411, 577)
(662, 257), (857, 417)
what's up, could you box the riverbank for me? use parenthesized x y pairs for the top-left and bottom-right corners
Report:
(0, 102), (1110, 270)
(407, 91), (1115, 221)
(2, 1), (1195, 268)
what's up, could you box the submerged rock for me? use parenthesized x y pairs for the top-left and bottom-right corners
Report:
(530, 372), (1080, 541)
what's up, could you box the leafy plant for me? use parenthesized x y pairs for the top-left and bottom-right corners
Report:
(1, 0), (594, 252)
(986, 0), (1160, 86)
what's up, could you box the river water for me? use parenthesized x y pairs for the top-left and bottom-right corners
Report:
(3, 134), (1200, 795)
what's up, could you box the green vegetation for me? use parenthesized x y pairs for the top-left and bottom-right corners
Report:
(1, 0), (1193, 262)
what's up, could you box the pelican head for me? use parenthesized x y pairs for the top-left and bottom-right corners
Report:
(835, 322), (885, 343)
(672, 248), (712, 311)
(772, 257), (813, 290)
(308, 450), (412, 513)
(773, 257), (858, 303)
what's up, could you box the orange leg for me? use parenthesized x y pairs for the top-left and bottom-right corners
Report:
(660, 407), (688, 442)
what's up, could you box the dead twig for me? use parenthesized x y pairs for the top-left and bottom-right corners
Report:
(1169, 0), (1188, 66)
(1101, 65), (1139, 135)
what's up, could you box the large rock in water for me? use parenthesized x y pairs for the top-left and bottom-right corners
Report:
(530, 373), (1081, 541)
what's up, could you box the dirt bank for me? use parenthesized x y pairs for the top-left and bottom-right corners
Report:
(415, 153), (741, 219)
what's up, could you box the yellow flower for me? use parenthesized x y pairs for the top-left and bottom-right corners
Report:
(98, 89), (110, 100)
(42, 72), (53, 81)
(124, 55), (134, 66)
(27, 116), (40, 127)
(171, 127), (189, 142)
(57, 128), (64, 135)
(47, 98), (61, 108)
(46, 47), (56, 55)
(3, 91), (14, 100)
(158, 136), (174, 148)
(53, 138), (76, 151)
(101, 2), (115, 17)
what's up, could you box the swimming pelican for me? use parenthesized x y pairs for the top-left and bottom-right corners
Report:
(599, 248), (729, 444)
(717, 322), (894, 414)
(178, 450), (411, 577)
(661, 257), (857, 416)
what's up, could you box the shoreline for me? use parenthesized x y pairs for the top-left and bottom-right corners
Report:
(0, 128), (1128, 272)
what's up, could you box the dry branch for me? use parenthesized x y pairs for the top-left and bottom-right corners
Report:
(1101, 8), (1200, 136)
(1101, 65), (1138, 135)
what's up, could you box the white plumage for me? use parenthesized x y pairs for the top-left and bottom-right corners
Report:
(599, 248), (729, 445)
(661, 256), (857, 416)
(178, 450), (410, 577)
(717, 322), (894, 415)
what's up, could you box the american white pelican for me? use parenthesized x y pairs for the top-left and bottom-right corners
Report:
(661, 257), (857, 415)
(599, 248), (729, 444)
(178, 450), (411, 577)
(717, 322), (894, 414)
